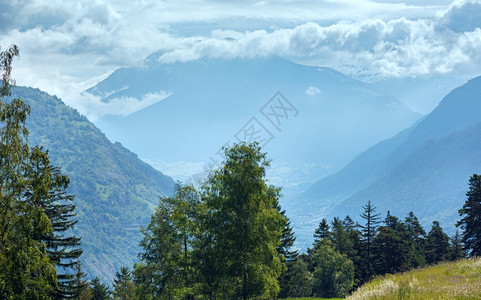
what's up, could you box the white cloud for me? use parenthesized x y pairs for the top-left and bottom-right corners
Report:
(306, 86), (321, 96)
(2, 0), (481, 119)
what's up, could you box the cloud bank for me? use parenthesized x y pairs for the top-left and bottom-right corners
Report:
(1, 0), (481, 118)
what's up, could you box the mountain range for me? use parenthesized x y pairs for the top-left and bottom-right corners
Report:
(295, 76), (481, 248)
(87, 56), (421, 189)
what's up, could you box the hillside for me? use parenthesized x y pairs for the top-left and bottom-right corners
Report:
(298, 76), (481, 246)
(8, 86), (175, 282)
(347, 258), (481, 299)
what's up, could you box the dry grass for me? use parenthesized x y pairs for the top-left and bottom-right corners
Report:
(347, 258), (481, 300)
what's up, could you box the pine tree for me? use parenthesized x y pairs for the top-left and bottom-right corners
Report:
(404, 211), (426, 268)
(113, 267), (138, 300)
(358, 200), (381, 281)
(277, 207), (299, 262)
(450, 230), (465, 261)
(373, 212), (409, 274)
(90, 277), (111, 300)
(277, 207), (299, 298)
(26, 146), (84, 298)
(313, 218), (330, 243)
(425, 221), (450, 265)
(457, 174), (481, 257)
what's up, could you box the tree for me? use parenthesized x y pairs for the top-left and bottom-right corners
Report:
(313, 218), (330, 243)
(113, 267), (138, 300)
(404, 211), (426, 268)
(280, 257), (313, 298)
(277, 207), (299, 298)
(135, 183), (203, 299)
(373, 212), (409, 274)
(425, 221), (450, 265)
(457, 174), (481, 257)
(358, 200), (381, 281)
(450, 230), (465, 261)
(0, 44), (57, 298)
(135, 197), (183, 298)
(311, 239), (354, 298)
(277, 207), (298, 262)
(202, 142), (284, 299)
(90, 277), (111, 300)
(26, 146), (84, 298)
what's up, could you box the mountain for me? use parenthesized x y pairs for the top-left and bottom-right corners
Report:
(8, 86), (175, 282)
(86, 56), (421, 188)
(300, 76), (481, 247)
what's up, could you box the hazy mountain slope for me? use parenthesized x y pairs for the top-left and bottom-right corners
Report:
(337, 120), (481, 231)
(301, 76), (481, 242)
(9, 86), (175, 282)
(88, 56), (421, 184)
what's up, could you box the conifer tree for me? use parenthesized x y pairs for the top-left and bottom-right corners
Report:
(26, 146), (84, 298)
(404, 211), (426, 268)
(450, 230), (465, 261)
(90, 277), (111, 300)
(457, 174), (481, 257)
(113, 267), (138, 300)
(313, 218), (330, 243)
(277, 207), (298, 262)
(359, 200), (381, 281)
(425, 221), (450, 265)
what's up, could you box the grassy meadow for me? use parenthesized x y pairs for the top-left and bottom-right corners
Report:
(346, 258), (481, 299)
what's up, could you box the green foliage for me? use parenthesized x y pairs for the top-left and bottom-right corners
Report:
(279, 258), (314, 298)
(113, 267), (138, 300)
(135, 142), (285, 299)
(203, 142), (284, 299)
(311, 239), (354, 298)
(358, 200), (381, 281)
(0, 45), (57, 299)
(90, 277), (111, 300)
(313, 218), (330, 243)
(425, 221), (450, 265)
(457, 174), (481, 257)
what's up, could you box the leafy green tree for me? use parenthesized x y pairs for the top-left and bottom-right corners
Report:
(113, 267), (138, 300)
(135, 183), (202, 299)
(311, 239), (354, 298)
(358, 200), (381, 281)
(457, 174), (481, 257)
(90, 277), (111, 300)
(281, 257), (313, 298)
(0, 44), (57, 299)
(425, 221), (450, 265)
(135, 199), (182, 298)
(202, 142), (284, 299)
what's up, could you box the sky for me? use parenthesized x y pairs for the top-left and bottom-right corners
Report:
(1, 0), (481, 119)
